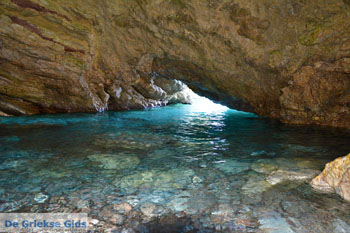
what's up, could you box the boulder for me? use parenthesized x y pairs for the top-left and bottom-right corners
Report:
(311, 154), (350, 202)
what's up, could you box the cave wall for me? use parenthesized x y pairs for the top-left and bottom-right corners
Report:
(0, 0), (349, 128)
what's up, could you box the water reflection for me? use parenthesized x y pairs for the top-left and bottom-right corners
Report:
(0, 98), (350, 232)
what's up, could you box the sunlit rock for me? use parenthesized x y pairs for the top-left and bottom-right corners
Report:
(243, 158), (320, 194)
(252, 157), (324, 174)
(266, 169), (320, 185)
(311, 153), (350, 202)
(241, 176), (272, 195)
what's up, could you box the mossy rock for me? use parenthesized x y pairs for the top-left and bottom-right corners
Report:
(298, 22), (324, 46)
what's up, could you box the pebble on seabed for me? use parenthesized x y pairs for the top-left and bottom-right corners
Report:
(34, 193), (49, 203)
(114, 202), (133, 214)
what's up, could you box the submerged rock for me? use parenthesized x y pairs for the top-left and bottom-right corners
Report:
(77, 199), (90, 209)
(113, 168), (195, 191)
(251, 160), (278, 174)
(266, 169), (320, 185)
(140, 202), (163, 218)
(114, 202), (133, 214)
(243, 159), (320, 194)
(0, 159), (27, 170)
(241, 176), (272, 195)
(210, 204), (236, 224)
(167, 197), (189, 212)
(311, 153), (350, 202)
(93, 133), (171, 151)
(108, 214), (124, 226)
(332, 219), (350, 233)
(214, 159), (250, 174)
(33, 168), (69, 178)
(34, 193), (49, 203)
(88, 154), (140, 170)
(258, 212), (294, 233)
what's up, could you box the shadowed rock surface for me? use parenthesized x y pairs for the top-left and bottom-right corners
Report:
(0, 0), (350, 128)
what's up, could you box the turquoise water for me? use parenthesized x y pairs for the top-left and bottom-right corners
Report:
(0, 98), (350, 232)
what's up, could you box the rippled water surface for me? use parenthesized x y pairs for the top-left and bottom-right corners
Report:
(1, 97), (350, 232)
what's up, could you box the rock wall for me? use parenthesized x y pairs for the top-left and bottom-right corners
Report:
(0, 0), (349, 128)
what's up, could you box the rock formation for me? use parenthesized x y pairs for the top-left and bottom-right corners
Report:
(0, 0), (350, 128)
(311, 153), (350, 202)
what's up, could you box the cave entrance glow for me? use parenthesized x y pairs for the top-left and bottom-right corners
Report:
(188, 92), (229, 113)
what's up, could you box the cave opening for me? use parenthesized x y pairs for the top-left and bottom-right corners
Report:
(178, 86), (229, 113)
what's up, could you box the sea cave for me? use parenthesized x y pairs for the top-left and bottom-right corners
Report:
(0, 0), (350, 232)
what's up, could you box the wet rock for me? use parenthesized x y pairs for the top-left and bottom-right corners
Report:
(77, 199), (90, 209)
(140, 202), (164, 218)
(214, 159), (250, 174)
(33, 168), (69, 178)
(311, 153), (350, 202)
(250, 150), (276, 157)
(241, 176), (272, 195)
(90, 219), (99, 225)
(251, 159), (278, 174)
(93, 133), (170, 151)
(192, 176), (203, 184)
(0, 202), (22, 212)
(280, 200), (312, 218)
(258, 212), (294, 233)
(0, 159), (27, 170)
(100, 205), (116, 220)
(109, 214), (124, 225)
(114, 202), (133, 214)
(125, 196), (140, 207)
(266, 169), (320, 185)
(104, 228), (121, 233)
(168, 197), (189, 212)
(333, 219), (350, 233)
(34, 193), (49, 203)
(211, 204), (235, 224)
(88, 154), (140, 170)
(234, 217), (257, 231)
(114, 168), (195, 191)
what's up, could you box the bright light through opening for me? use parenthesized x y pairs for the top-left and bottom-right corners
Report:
(188, 91), (229, 113)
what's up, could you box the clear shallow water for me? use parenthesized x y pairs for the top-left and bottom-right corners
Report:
(0, 98), (350, 232)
